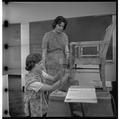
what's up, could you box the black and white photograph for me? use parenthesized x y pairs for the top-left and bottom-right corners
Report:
(2, 1), (117, 118)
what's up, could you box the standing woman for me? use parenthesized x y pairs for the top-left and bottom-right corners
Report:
(42, 16), (70, 89)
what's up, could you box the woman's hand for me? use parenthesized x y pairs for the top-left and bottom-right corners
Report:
(53, 69), (65, 82)
(60, 71), (70, 86)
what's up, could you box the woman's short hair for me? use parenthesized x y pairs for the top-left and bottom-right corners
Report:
(25, 53), (42, 71)
(52, 16), (68, 30)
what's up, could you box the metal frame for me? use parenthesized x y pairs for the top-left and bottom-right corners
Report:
(69, 23), (115, 91)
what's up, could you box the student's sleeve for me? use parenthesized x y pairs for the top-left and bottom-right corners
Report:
(29, 80), (58, 92)
(29, 82), (44, 92)
(42, 70), (54, 81)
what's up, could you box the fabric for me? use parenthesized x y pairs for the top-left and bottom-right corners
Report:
(24, 68), (49, 117)
(42, 30), (68, 54)
(42, 30), (68, 87)
(42, 70), (54, 81)
(29, 82), (44, 92)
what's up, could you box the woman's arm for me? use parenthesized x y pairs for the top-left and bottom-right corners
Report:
(42, 33), (49, 64)
(65, 45), (70, 60)
(42, 70), (54, 81)
(64, 33), (70, 60)
(29, 72), (69, 93)
(42, 48), (47, 63)
(41, 72), (69, 92)
(42, 69), (65, 82)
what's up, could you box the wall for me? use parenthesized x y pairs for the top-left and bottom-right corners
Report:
(3, 24), (21, 75)
(3, 2), (116, 23)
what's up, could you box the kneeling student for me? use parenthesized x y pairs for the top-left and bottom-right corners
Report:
(24, 53), (70, 117)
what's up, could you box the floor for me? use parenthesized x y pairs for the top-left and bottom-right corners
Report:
(6, 75), (117, 117)
(8, 75), (25, 117)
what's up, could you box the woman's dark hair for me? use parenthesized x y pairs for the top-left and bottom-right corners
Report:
(25, 53), (42, 71)
(52, 16), (68, 30)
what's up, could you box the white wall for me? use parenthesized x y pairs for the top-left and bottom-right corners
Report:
(3, 2), (116, 23)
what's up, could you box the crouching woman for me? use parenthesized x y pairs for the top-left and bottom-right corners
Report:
(24, 53), (69, 117)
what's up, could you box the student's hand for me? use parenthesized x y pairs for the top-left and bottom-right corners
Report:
(64, 68), (70, 75)
(54, 69), (65, 82)
(60, 71), (70, 85)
